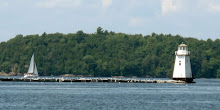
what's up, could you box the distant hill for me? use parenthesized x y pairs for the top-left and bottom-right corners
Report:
(0, 27), (219, 78)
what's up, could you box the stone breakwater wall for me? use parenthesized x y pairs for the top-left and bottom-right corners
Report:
(0, 77), (195, 83)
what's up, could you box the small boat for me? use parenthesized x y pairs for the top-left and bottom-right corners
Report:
(24, 54), (39, 78)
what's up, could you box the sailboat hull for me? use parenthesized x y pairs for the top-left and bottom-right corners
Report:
(24, 73), (38, 78)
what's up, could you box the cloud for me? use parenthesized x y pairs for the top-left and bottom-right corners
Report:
(0, 2), (8, 8)
(197, 0), (220, 14)
(161, 0), (177, 15)
(101, 0), (112, 9)
(208, 2), (220, 13)
(129, 17), (146, 26)
(36, 0), (81, 8)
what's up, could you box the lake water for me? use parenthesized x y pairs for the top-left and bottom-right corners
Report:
(0, 78), (220, 110)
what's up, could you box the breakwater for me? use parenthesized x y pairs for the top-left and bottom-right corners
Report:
(0, 77), (194, 83)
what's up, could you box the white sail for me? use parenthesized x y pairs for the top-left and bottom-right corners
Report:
(34, 63), (38, 76)
(27, 54), (34, 73)
(24, 53), (39, 78)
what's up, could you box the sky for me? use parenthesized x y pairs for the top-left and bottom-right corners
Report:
(0, 0), (220, 42)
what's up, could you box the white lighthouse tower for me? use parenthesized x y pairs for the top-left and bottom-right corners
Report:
(172, 42), (194, 82)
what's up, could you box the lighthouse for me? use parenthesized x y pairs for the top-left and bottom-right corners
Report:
(172, 42), (194, 82)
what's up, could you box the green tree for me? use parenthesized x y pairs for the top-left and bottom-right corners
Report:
(97, 27), (103, 35)
(83, 55), (97, 76)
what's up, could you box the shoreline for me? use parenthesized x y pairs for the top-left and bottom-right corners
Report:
(0, 74), (218, 79)
(0, 77), (195, 83)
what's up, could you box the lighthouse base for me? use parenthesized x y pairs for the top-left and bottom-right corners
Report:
(172, 78), (195, 83)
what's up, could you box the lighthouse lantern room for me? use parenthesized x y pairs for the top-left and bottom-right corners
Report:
(172, 42), (194, 82)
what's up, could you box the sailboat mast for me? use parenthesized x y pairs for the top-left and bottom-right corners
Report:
(33, 54), (35, 72)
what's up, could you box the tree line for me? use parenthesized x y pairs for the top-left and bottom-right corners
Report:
(0, 27), (219, 78)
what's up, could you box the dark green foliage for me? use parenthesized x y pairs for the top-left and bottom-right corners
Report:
(0, 28), (219, 78)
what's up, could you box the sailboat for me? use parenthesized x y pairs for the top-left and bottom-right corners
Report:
(24, 54), (39, 78)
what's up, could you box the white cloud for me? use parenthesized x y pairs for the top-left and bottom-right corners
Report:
(129, 18), (146, 26)
(197, 0), (220, 14)
(161, 0), (177, 15)
(0, 2), (8, 8)
(37, 0), (81, 8)
(101, 0), (112, 9)
(208, 2), (220, 13)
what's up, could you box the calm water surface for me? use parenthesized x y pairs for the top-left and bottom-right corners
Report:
(0, 78), (220, 110)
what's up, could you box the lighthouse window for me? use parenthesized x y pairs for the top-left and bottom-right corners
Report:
(183, 47), (185, 50)
(179, 61), (181, 65)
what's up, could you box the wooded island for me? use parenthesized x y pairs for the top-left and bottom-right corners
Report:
(0, 27), (219, 78)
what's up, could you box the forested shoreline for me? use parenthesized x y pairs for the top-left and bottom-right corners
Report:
(0, 27), (219, 78)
